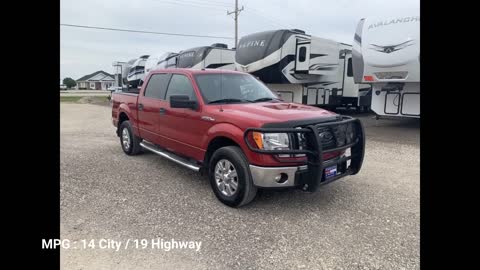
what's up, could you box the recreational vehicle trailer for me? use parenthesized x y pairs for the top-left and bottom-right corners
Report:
(352, 15), (420, 118)
(303, 43), (371, 110)
(234, 29), (370, 110)
(156, 52), (179, 69)
(176, 43), (235, 70)
(126, 55), (149, 88)
(144, 53), (163, 74)
(144, 52), (179, 74)
(337, 44), (372, 111)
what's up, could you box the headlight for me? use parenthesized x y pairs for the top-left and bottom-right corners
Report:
(252, 132), (290, 150)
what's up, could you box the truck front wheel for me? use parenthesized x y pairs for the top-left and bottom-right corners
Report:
(119, 120), (142, 155)
(209, 146), (257, 207)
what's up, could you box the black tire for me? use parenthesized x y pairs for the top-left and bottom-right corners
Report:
(119, 120), (142, 155)
(209, 146), (257, 207)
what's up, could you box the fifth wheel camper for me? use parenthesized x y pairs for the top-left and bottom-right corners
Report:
(235, 29), (370, 110)
(352, 15), (420, 118)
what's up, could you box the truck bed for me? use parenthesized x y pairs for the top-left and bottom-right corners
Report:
(116, 89), (140, 95)
(111, 90), (140, 129)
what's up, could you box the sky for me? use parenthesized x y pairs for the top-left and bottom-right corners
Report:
(60, 0), (419, 81)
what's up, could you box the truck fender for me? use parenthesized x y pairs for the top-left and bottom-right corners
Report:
(117, 103), (140, 137)
(204, 123), (252, 162)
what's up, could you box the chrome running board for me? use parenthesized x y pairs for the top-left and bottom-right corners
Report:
(140, 141), (200, 171)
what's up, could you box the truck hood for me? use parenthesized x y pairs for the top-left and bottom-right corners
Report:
(214, 102), (337, 128)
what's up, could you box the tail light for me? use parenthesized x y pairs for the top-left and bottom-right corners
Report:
(364, 75), (374, 81)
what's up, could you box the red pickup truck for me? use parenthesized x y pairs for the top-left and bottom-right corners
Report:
(112, 69), (365, 207)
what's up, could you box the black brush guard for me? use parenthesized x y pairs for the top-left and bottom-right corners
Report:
(243, 115), (365, 192)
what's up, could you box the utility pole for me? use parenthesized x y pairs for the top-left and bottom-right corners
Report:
(227, 0), (244, 48)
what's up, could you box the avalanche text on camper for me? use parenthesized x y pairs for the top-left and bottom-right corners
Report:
(368, 16), (420, 29)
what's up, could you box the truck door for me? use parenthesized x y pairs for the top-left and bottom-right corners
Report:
(159, 73), (210, 161)
(295, 39), (311, 73)
(137, 73), (171, 145)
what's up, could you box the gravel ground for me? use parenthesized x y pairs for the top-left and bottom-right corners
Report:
(60, 103), (419, 270)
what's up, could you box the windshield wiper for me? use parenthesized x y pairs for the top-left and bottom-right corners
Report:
(208, 98), (253, 104)
(252, 97), (281, 103)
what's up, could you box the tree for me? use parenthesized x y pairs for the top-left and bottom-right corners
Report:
(63, 77), (76, 89)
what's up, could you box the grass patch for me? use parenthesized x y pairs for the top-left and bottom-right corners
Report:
(60, 96), (110, 104)
(60, 96), (83, 102)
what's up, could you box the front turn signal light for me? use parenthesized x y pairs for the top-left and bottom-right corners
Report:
(252, 132), (263, 149)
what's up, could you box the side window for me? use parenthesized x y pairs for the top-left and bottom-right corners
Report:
(144, 74), (170, 99)
(166, 57), (177, 68)
(299, 46), (307, 62)
(165, 74), (197, 102)
(347, 58), (353, 77)
(177, 51), (195, 68)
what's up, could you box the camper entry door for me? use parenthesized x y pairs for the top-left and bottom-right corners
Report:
(295, 40), (311, 73)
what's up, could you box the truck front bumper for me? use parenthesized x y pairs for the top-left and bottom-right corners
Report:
(244, 115), (365, 192)
(249, 155), (351, 189)
(249, 164), (308, 188)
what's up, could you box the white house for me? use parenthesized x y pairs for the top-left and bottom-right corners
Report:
(76, 70), (115, 90)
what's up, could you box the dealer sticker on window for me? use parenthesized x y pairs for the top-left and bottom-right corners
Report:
(324, 165), (337, 180)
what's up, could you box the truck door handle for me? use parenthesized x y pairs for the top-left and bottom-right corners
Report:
(159, 108), (166, 115)
(138, 103), (144, 111)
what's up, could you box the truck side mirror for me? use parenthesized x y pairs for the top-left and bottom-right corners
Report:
(170, 95), (198, 110)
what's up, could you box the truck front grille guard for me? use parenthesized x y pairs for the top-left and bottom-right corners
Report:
(243, 116), (365, 191)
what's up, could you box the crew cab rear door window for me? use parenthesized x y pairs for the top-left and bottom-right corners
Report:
(165, 74), (197, 101)
(144, 73), (171, 99)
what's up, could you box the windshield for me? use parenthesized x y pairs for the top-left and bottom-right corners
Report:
(194, 73), (278, 104)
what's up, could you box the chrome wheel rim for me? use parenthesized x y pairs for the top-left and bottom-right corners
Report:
(122, 128), (131, 151)
(214, 159), (239, 197)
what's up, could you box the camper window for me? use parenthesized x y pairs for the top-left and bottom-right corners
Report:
(177, 51), (195, 68)
(347, 58), (353, 77)
(166, 57), (177, 68)
(299, 47), (307, 62)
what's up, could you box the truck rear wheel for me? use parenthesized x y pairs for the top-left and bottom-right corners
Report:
(119, 120), (142, 155)
(209, 146), (257, 207)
